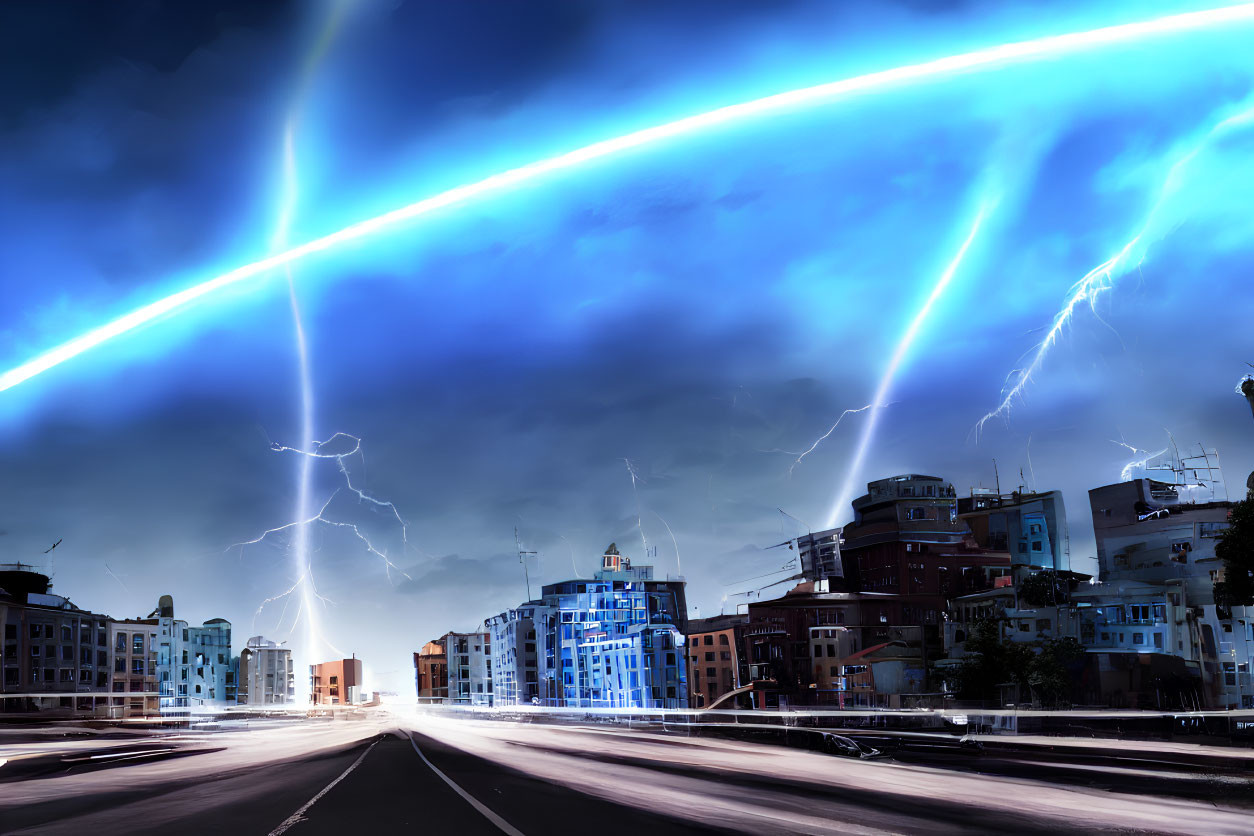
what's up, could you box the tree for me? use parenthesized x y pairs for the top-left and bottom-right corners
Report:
(955, 621), (1084, 707)
(1028, 637), (1085, 708)
(1018, 570), (1070, 607)
(1214, 499), (1254, 608)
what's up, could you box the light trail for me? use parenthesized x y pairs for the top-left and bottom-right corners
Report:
(977, 99), (1254, 430)
(653, 510), (682, 576)
(4, 3), (1254, 394)
(824, 202), (994, 529)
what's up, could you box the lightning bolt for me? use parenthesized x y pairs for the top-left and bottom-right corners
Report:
(623, 458), (649, 556)
(653, 510), (682, 576)
(236, 433), (415, 583)
(5, 3), (1254, 393)
(824, 201), (994, 529)
(978, 99), (1254, 429)
(787, 403), (876, 475)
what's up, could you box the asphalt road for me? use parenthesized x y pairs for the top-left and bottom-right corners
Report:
(2, 715), (1252, 835)
(0, 729), (727, 836)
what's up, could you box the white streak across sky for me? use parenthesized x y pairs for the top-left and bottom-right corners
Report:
(823, 202), (994, 529)
(4, 3), (1254, 394)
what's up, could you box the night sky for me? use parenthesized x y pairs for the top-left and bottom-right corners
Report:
(2, 0), (1253, 693)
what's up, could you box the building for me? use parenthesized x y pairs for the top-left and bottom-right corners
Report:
(743, 580), (933, 708)
(310, 656), (363, 706)
(488, 602), (550, 705)
(414, 639), (448, 703)
(445, 630), (493, 706)
(1, 564), (116, 718)
(238, 636), (294, 705)
(684, 614), (748, 708)
(1072, 478), (1249, 709)
(839, 475), (1011, 608)
(108, 618), (160, 718)
(533, 544), (688, 709)
(958, 488), (1071, 572)
(146, 596), (235, 712)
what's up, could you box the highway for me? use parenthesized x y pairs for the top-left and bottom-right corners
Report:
(1, 710), (1252, 835)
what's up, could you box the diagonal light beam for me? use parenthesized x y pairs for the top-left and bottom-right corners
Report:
(4, 3), (1254, 394)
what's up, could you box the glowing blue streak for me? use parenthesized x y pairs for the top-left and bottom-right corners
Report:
(977, 101), (1254, 429)
(824, 203), (993, 529)
(5, 3), (1254, 394)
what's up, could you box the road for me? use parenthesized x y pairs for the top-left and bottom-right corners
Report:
(1, 710), (1251, 835)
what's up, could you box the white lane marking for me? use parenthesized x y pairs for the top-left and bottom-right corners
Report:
(268, 738), (379, 836)
(408, 732), (525, 836)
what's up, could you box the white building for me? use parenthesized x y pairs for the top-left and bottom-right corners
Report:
(238, 635), (294, 705)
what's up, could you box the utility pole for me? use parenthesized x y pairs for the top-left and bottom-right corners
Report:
(515, 527), (537, 601)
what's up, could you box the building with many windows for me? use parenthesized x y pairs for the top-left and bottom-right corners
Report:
(237, 636), (293, 705)
(0, 565), (115, 718)
(534, 545), (688, 709)
(487, 603), (549, 706)
(108, 618), (159, 718)
(445, 629), (493, 706)
(147, 596), (235, 713)
(684, 614), (747, 708)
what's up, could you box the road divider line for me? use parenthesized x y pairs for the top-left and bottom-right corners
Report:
(407, 731), (525, 836)
(268, 738), (379, 836)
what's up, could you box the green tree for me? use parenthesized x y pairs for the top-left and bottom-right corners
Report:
(1214, 499), (1254, 608)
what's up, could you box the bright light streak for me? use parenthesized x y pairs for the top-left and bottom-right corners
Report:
(824, 202), (993, 529)
(977, 101), (1254, 430)
(4, 3), (1254, 394)
(623, 458), (648, 556)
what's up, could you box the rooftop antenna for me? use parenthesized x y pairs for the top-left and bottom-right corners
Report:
(993, 459), (1001, 496)
(514, 527), (536, 601)
(777, 508), (811, 536)
(1026, 435), (1037, 493)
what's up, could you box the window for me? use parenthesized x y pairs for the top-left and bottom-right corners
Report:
(61, 625), (72, 642)
(1133, 633), (1144, 645)
(703, 636), (713, 646)
(132, 635), (144, 655)
(720, 651), (732, 661)
(115, 633), (127, 652)
(114, 658), (125, 673)
(1153, 633), (1164, 649)
(718, 635), (729, 645)
(705, 652), (715, 662)
(132, 659), (145, 674)
(906, 507), (926, 521)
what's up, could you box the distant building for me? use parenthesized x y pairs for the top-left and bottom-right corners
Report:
(414, 639), (448, 703)
(684, 614), (748, 708)
(237, 636), (293, 705)
(0, 564), (116, 718)
(310, 656), (363, 705)
(445, 630), (493, 706)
